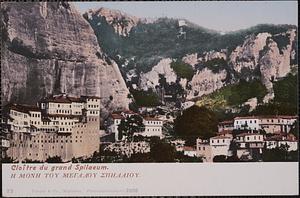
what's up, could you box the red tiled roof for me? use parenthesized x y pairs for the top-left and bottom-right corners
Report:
(219, 120), (234, 125)
(111, 114), (124, 119)
(183, 146), (196, 151)
(123, 110), (137, 114)
(234, 115), (298, 120)
(217, 130), (233, 135)
(210, 135), (232, 139)
(8, 103), (40, 114)
(41, 94), (100, 104)
(236, 132), (263, 137)
(265, 133), (297, 141)
(41, 95), (76, 103)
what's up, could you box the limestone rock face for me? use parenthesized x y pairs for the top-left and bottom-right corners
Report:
(230, 33), (272, 73)
(1, 2), (130, 118)
(187, 68), (227, 100)
(203, 50), (227, 62)
(85, 7), (139, 37)
(259, 30), (296, 91)
(139, 58), (177, 90)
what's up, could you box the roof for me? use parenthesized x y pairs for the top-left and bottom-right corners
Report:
(7, 103), (40, 114)
(217, 130), (233, 135)
(40, 94), (100, 104)
(123, 110), (137, 114)
(234, 115), (298, 120)
(265, 133), (297, 141)
(111, 114), (124, 119)
(183, 146), (196, 151)
(210, 135), (232, 139)
(41, 94), (79, 103)
(236, 133), (263, 137)
(143, 117), (162, 121)
(219, 120), (234, 125)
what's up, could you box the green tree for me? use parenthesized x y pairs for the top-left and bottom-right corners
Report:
(150, 138), (176, 162)
(174, 105), (218, 140)
(170, 61), (194, 80)
(46, 156), (63, 163)
(262, 145), (289, 162)
(213, 155), (227, 162)
(118, 115), (145, 142)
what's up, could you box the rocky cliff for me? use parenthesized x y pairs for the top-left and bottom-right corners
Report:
(85, 7), (139, 37)
(1, 2), (130, 118)
(85, 8), (297, 105)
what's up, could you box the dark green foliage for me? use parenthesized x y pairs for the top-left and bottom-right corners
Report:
(150, 138), (176, 162)
(250, 74), (298, 116)
(272, 33), (290, 54)
(262, 145), (296, 162)
(273, 73), (298, 108)
(85, 11), (296, 75)
(175, 151), (203, 162)
(0, 156), (14, 163)
(170, 61), (194, 80)
(289, 121), (299, 139)
(125, 153), (153, 162)
(117, 115), (145, 141)
(228, 80), (267, 104)
(213, 155), (227, 162)
(196, 58), (228, 73)
(252, 102), (297, 116)
(46, 156), (63, 163)
(23, 159), (43, 163)
(174, 105), (218, 139)
(131, 89), (160, 107)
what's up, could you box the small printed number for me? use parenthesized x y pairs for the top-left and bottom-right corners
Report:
(6, 189), (14, 194)
(126, 188), (138, 193)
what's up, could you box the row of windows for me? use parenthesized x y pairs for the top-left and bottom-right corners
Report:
(56, 109), (71, 114)
(88, 104), (99, 108)
(237, 136), (261, 141)
(145, 121), (162, 125)
(236, 120), (257, 124)
(30, 113), (41, 118)
(89, 111), (99, 115)
(146, 128), (161, 132)
(31, 121), (40, 125)
(211, 139), (228, 144)
(198, 146), (206, 151)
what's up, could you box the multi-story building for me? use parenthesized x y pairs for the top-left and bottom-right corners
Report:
(218, 120), (234, 132)
(196, 139), (212, 162)
(234, 116), (297, 133)
(235, 132), (265, 160)
(142, 117), (163, 138)
(108, 112), (163, 141)
(265, 133), (298, 151)
(3, 94), (100, 162)
(209, 136), (232, 158)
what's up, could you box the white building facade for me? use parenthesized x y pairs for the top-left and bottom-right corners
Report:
(5, 94), (101, 162)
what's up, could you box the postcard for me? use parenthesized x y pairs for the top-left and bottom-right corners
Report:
(1, 1), (298, 197)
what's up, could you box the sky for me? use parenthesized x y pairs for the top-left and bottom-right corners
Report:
(73, 1), (298, 32)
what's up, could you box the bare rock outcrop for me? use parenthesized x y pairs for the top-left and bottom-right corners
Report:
(187, 68), (227, 100)
(1, 2), (130, 118)
(139, 58), (177, 90)
(85, 7), (139, 37)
